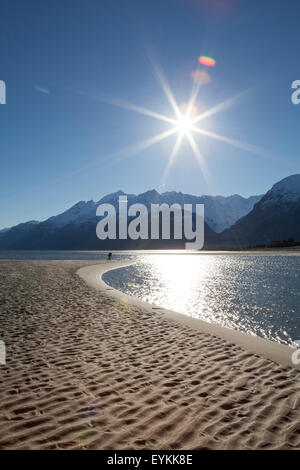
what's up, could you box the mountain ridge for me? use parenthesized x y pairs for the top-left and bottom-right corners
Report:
(1, 175), (299, 250)
(219, 174), (300, 248)
(29, 190), (263, 234)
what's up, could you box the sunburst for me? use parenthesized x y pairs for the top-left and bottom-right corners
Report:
(73, 61), (270, 183)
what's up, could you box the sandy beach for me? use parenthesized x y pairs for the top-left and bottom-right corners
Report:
(0, 259), (299, 450)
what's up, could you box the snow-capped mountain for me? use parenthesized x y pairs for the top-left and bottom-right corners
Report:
(220, 174), (300, 247)
(8, 175), (300, 251)
(194, 194), (261, 233)
(261, 174), (300, 206)
(41, 190), (261, 234)
(47, 200), (98, 227)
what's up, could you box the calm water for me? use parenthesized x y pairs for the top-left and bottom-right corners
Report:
(103, 254), (300, 346)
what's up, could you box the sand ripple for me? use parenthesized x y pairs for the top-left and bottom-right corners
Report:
(0, 260), (299, 450)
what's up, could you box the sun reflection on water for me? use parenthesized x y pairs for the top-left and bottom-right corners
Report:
(147, 255), (214, 318)
(103, 254), (300, 346)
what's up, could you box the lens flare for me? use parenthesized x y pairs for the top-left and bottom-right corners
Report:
(198, 56), (216, 67)
(180, 103), (197, 119)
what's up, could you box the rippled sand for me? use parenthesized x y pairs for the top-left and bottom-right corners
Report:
(0, 260), (299, 450)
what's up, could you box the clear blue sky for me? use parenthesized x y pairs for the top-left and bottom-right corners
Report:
(0, 0), (300, 228)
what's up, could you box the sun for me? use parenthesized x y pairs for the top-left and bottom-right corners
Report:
(176, 115), (194, 135)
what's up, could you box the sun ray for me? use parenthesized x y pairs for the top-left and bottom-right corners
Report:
(149, 59), (182, 119)
(191, 126), (271, 160)
(72, 89), (177, 125)
(185, 78), (202, 119)
(191, 89), (251, 125)
(185, 131), (211, 183)
(54, 127), (179, 185)
(108, 127), (179, 164)
(161, 132), (184, 183)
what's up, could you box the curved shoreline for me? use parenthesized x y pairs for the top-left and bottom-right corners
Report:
(77, 261), (298, 369)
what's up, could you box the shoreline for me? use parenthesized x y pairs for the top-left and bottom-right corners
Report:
(1, 248), (300, 259)
(77, 261), (299, 369)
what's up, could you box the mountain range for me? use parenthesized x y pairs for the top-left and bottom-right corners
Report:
(0, 174), (299, 250)
(41, 190), (262, 234)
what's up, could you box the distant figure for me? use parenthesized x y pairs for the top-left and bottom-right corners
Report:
(108, 252), (112, 261)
